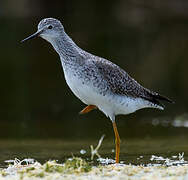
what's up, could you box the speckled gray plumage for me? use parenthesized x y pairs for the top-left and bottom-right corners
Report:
(23, 18), (173, 115)
(69, 52), (172, 106)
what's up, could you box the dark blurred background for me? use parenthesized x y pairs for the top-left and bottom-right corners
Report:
(0, 0), (188, 140)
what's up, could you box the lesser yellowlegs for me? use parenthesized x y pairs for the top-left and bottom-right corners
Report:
(21, 18), (173, 163)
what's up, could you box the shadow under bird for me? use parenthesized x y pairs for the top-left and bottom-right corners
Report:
(21, 18), (173, 163)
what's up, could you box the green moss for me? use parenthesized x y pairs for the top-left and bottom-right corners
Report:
(44, 161), (64, 173)
(42, 157), (92, 174)
(63, 157), (92, 173)
(1, 171), (7, 177)
(35, 172), (45, 178)
(26, 167), (35, 172)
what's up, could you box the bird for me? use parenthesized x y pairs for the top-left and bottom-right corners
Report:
(21, 18), (173, 163)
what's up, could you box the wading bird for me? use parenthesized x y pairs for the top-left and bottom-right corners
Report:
(22, 18), (173, 163)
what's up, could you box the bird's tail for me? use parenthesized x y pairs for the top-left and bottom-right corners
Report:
(149, 93), (174, 109)
(152, 93), (174, 103)
(142, 90), (174, 110)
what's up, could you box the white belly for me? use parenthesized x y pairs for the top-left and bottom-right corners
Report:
(64, 69), (103, 105)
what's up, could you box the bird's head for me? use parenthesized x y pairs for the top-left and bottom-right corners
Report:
(21, 18), (64, 43)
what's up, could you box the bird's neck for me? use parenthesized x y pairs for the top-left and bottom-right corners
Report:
(50, 32), (81, 62)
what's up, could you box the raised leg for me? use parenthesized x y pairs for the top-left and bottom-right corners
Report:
(79, 105), (97, 114)
(112, 121), (120, 163)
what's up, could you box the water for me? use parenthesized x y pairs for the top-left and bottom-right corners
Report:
(0, 114), (188, 167)
(0, 135), (187, 168)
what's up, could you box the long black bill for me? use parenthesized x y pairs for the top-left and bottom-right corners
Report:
(21, 31), (41, 43)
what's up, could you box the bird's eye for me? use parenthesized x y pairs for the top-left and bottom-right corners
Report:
(48, 25), (53, 29)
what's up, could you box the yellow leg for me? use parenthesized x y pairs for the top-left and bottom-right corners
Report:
(112, 121), (120, 163)
(79, 105), (97, 114)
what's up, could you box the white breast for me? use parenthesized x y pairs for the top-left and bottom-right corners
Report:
(63, 68), (99, 105)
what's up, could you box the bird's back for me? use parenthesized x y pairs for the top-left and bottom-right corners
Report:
(91, 56), (172, 108)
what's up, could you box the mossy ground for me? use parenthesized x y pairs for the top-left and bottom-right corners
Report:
(1, 157), (188, 180)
